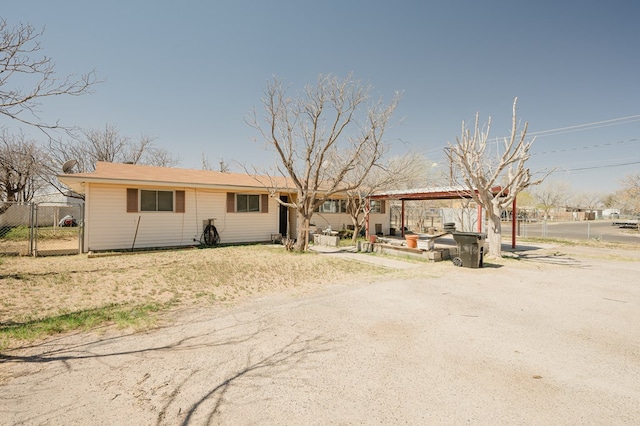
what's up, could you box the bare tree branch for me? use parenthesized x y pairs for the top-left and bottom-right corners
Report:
(446, 98), (552, 257)
(0, 18), (100, 133)
(532, 180), (571, 220)
(343, 152), (428, 242)
(44, 124), (179, 198)
(247, 74), (400, 251)
(0, 129), (47, 204)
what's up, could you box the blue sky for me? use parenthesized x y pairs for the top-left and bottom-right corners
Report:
(3, 0), (639, 194)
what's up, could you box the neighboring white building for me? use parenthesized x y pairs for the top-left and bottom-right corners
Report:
(32, 191), (84, 205)
(602, 208), (621, 219)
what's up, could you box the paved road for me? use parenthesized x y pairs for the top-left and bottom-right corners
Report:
(502, 220), (640, 245)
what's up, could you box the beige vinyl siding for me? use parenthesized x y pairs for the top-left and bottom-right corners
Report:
(219, 192), (279, 243)
(310, 211), (390, 235)
(85, 184), (195, 251)
(83, 184), (281, 251)
(310, 212), (352, 233)
(310, 200), (389, 235)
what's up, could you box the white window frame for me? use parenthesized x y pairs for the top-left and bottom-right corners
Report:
(317, 199), (346, 213)
(370, 200), (383, 214)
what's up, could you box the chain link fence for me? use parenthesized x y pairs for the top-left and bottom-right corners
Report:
(0, 202), (83, 256)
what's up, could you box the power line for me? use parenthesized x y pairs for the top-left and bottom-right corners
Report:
(531, 137), (639, 156)
(426, 114), (640, 161)
(431, 137), (639, 164)
(527, 115), (640, 138)
(552, 160), (640, 173)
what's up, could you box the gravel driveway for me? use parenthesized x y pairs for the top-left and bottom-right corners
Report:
(2, 243), (640, 425)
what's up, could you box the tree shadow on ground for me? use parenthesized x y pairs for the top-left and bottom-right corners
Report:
(501, 242), (587, 268)
(479, 262), (503, 269)
(1, 310), (339, 425)
(166, 333), (337, 425)
(512, 251), (586, 267)
(0, 312), (276, 366)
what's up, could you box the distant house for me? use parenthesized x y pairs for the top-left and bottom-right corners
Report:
(58, 162), (389, 252)
(32, 191), (84, 205)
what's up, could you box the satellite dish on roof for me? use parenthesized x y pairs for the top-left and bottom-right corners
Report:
(62, 159), (78, 174)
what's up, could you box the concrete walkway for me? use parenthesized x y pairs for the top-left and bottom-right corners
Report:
(309, 238), (559, 270)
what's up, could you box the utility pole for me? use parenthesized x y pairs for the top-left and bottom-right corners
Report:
(444, 147), (453, 186)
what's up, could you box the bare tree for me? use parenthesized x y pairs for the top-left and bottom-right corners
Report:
(218, 159), (230, 173)
(617, 173), (640, 215)
(622, 173), (640, 194)
(80, 125), (129, 167)
(446, 98), (549, 257)
(343, 153), (427, 242)
(47, 124), (178, 172)
(0, 130), (47, 208)
(201, 153), (213, 170)
(0, 19), (99, 132)
(142, 144), (180, 168)
(44, 124), (178, 197)
(532, 180), (571, 220)
(201, 153), (230, 172)
(577, 191), (603, 214)
(247, 74), (400, 251)
(601, 193), (617, 210)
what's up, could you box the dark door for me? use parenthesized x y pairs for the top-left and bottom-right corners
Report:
(279, 195), (288, 237)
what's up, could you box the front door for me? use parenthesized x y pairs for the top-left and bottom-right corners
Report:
(279, 195), (288, 237)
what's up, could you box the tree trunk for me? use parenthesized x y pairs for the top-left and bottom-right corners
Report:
(350, 215), (361, 243)
(486, 199), (503, 258)
(294, 213), (311, 252)
(351, 224), (361, 243)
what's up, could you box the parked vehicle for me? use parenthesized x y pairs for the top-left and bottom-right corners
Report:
(612, 216), (639, 229)
(58, 215), (78, 227)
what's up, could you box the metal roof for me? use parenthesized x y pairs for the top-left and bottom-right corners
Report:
(370, 185), (506, 200)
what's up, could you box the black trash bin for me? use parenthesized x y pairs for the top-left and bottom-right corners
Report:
(451, 232), (486, 268)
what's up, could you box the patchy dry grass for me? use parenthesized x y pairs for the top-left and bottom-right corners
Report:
(0, 245), (389, 348)
(515, 237), (640, 262)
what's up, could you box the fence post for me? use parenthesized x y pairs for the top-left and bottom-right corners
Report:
(79, 204), (85, 253)
(29, 203), (36, 256)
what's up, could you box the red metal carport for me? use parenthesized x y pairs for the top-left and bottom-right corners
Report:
(367, 185), (517, 249)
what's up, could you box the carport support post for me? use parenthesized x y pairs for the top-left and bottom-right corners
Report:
(365, 198), (370, 237)
(401, 200), (406, 237)
(512, 198), (517, 249)
(477, 204), (482, 232)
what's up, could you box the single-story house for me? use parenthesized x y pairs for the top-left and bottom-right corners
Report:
(58, 162), (390, 252)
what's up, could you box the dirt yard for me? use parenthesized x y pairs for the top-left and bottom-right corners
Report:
(1, 242), (639, 424)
